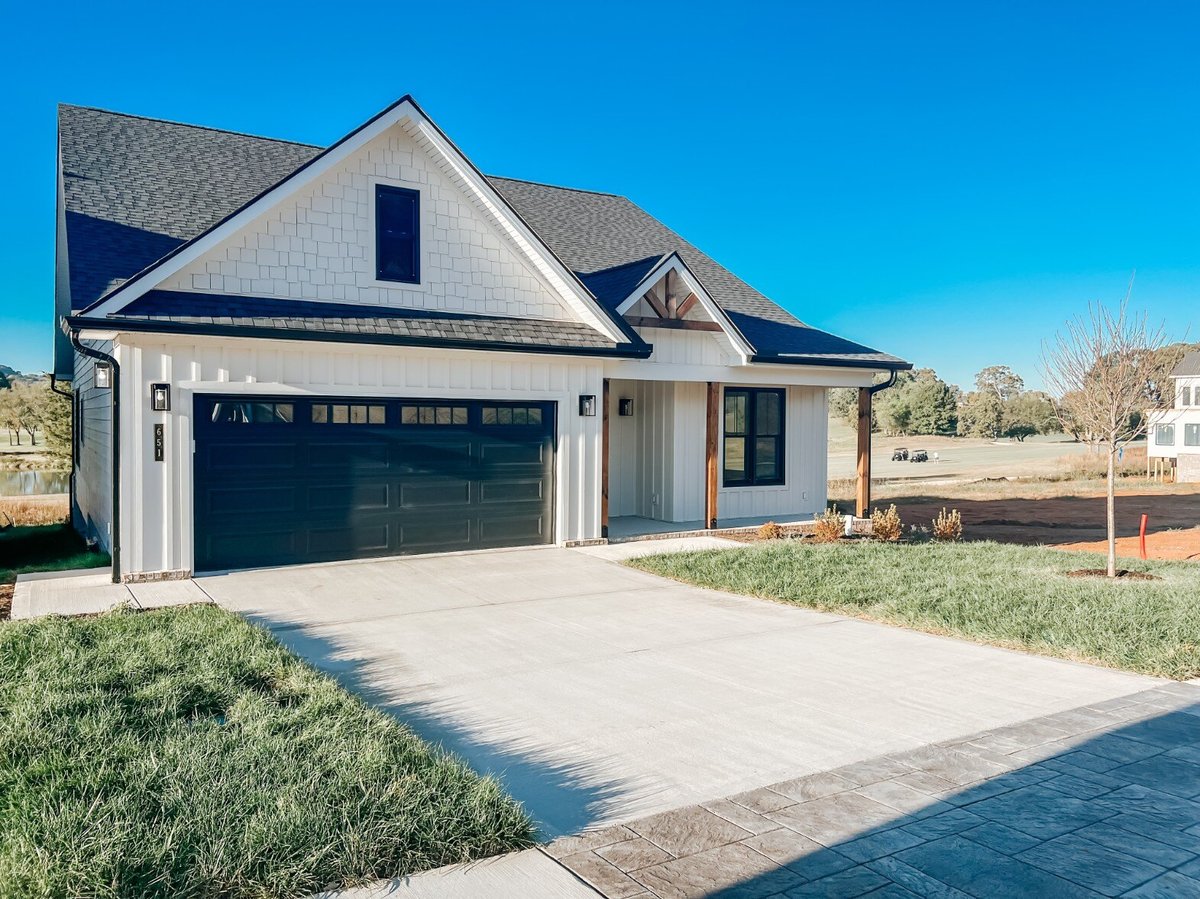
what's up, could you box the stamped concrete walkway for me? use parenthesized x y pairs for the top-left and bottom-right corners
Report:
(543, 681), (1200, 898)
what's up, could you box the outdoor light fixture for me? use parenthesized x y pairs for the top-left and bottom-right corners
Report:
(150, 383), (171, 412)
(619, 398), (633, 416)
(94, 362), (112, 390)
(579, 394), (597, 416)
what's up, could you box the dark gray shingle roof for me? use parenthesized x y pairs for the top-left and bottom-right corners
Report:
(59, 105), (320, 307)
(1171, 351), (1200, 377)
(83, 291), (629, 353)
(59, 104), (907, 368)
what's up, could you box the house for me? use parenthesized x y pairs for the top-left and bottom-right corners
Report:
(54, 96), (909, 582)
(1146, 351), (1200, 482)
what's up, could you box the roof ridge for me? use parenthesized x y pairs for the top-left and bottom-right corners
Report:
(488, 174), (624, 199)
(58, 103), (324, 150)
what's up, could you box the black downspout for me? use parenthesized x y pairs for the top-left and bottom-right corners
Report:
(869, 369), (899, 398)
(68, 332), (121, 584)
(48, 375), (76, 538)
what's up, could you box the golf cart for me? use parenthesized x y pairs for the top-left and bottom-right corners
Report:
(910, 449), (929, 463)
(891, 447), (909, 462)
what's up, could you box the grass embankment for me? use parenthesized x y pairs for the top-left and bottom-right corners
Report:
(630, 540), (1200, 680)
(0, 604), (534, 897)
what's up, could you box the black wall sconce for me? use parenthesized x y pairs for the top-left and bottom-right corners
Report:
(150, 383), (171, 412)
(618, 398), (633, 417)
(94, 362), (113, 389)
(578, 394), (597, 416)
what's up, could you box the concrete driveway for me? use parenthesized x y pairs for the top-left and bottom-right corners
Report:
(197, 545), (1159, 838)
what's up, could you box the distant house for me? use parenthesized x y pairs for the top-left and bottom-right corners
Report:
(54, 97), (909, 581)
(1146, 351), (1200, 482)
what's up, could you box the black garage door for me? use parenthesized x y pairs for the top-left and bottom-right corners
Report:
(193, 395), (556, 571)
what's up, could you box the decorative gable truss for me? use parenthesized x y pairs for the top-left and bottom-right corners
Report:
(616, 253), (752, 363)
(80, 98), (631, 345)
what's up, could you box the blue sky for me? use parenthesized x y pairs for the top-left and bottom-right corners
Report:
(3, 0), (1197, 390)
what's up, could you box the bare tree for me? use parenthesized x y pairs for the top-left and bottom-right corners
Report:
(1041, 293), (1171, 576)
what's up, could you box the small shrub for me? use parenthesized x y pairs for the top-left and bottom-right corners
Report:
(871, 504), (903, 542)
(932, 508), (963, 542)
(757, 521), (784, 541)
(812, 507), (844, 543)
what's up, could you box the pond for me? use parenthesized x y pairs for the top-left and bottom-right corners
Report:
(0, 469), (70, 496)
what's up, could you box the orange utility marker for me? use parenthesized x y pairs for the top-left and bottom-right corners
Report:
(1140, 514), (1149, 560)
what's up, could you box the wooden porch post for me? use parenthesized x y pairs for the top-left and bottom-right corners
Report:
(706, 382), (720, 528)
(601, 378), (610, 538)
(856, 387), (872, 518)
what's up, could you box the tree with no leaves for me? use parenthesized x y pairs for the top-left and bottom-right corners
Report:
(1041, 294), (1172, 577)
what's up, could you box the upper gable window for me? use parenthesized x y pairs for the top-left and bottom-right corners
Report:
(375, 185), (420, 284)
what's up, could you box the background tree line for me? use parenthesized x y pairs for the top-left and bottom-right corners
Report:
(830, 364), (1060, 440)
(0, 368), (72, 458)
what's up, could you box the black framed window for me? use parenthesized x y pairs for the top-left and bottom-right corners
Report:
(723, 388), (785, 486)
(375, 185), (420, 283)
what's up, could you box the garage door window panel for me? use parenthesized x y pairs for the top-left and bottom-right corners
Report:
(313, 403), (386, 424)
(211, 402), (294, 425)
(401, 405), (469, 425)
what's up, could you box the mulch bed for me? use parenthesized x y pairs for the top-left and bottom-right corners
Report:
(0, 583), (12, 620)
(1066, 568), (1160, 581)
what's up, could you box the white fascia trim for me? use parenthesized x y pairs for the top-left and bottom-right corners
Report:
(82, 100), (626, 343)
(615, 252), (753, 362)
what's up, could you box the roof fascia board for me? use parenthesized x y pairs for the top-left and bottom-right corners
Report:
(615, 253), (754, 361)
(64, 315), (651, 360)
(749, 353), (913, 371)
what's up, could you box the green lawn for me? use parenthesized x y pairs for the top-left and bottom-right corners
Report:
(0, 523), (108, 582)
(0, 604), (533, 898)
(629, 541), (1200, 680)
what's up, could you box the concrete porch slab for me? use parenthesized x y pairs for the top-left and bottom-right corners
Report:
(608, 513), (818, 541)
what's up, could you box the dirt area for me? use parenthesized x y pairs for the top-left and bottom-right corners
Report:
(1058, 528), (1200, 562)
(0, 583), (11, 620)
(860, 486), (1200, 562)
(826, 417), (1200, 562)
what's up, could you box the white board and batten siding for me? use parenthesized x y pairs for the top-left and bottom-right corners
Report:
(608, 378), (827, 523)
(116, 335), (603, 576)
